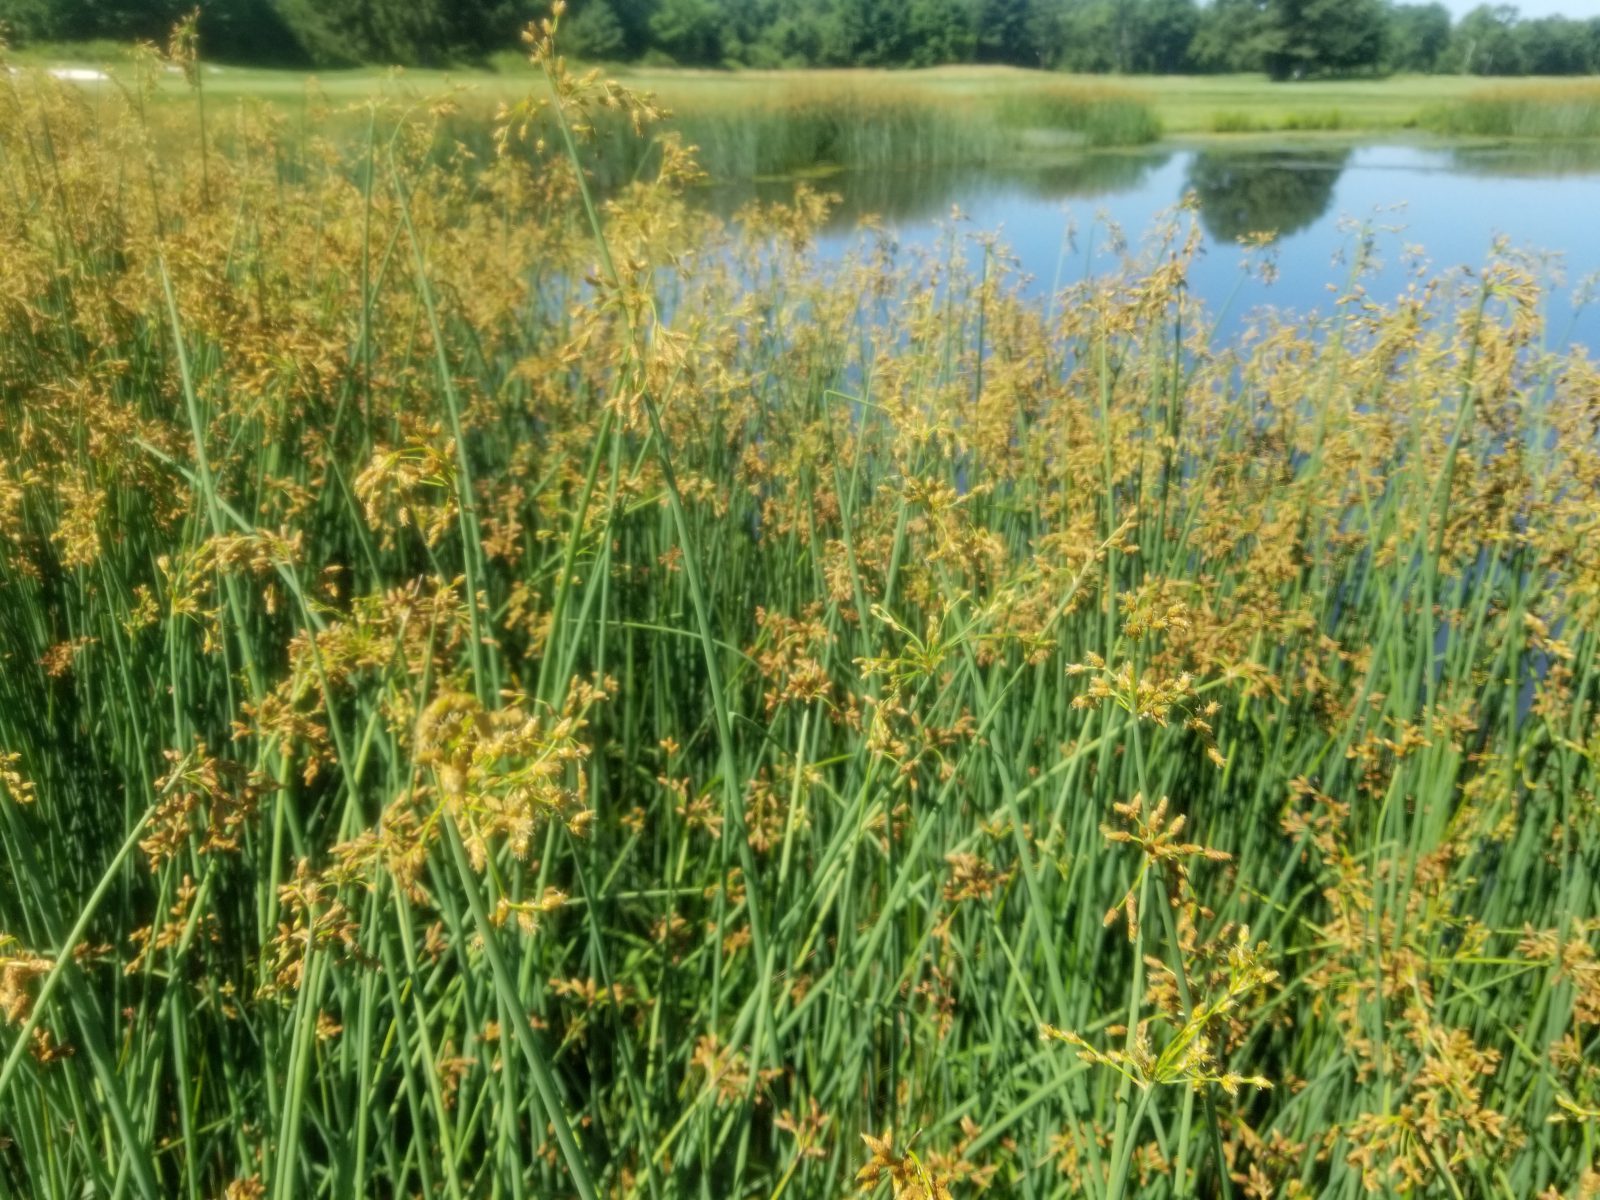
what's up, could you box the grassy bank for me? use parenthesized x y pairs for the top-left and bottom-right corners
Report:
(1127, 70), (1597, 134)
(1421, 80), (1600, 139)
(16, 46), (1600, 181)
(628, 68), (1600, 144)
(6, 50), (1165, 175)
(575, 76), (1160, 183)
(3, 45), (1600, 1200)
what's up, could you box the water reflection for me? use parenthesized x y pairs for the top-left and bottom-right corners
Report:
(776, 141), (1599, 348)
(691, 150), (1173, 229)
(1184, 148), (1350, 243)
(1444, 140), (1600, 179)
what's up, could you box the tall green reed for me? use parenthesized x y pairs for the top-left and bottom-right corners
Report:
(1, 40), (1598, 1200)
(565, 81), (1160, 186)
(1425, 82), (1600, 138)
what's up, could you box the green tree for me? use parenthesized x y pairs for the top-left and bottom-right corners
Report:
(1451, 4), (1524, 75)
(0, 0), (73, 41)
(1515, 16), (1588, 74)
(1126, 0), (1199, 72)
(1386, 3), (1451, 73)
(736, 0), (861, 67)
(0, 0), (309, 63)
(1055, 1), (1120, 73)
(1189, 0), (1270, 73)
(0, 0), (192, 43)
(563, 0), (626, 60)
(270, 0), (528, 66)
(605, 0), (659, 58)
(1259, 0), (1386, 79)
(850, 0), (914, 64)
(1022, 0), (1069, 66)
(648, 0), (722, 62)
(903, 0), (977, 64)
(977, 0), (1032, 64)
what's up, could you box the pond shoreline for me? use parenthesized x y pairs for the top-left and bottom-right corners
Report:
(693, 139), (1600, 353)
(722, 129), (1599, 189)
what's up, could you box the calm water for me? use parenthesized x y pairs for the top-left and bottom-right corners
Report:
(696, 141), (1600, 347)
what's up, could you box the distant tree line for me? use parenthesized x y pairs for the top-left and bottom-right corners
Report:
(2, 0), (1598, 77)
(0, 0), (529, 64)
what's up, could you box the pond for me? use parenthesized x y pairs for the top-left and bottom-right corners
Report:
(694, 141), (1600, 348)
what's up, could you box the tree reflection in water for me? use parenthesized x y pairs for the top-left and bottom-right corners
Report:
(693, 150), (1174, 229)
(1185, 148), (1351, 243)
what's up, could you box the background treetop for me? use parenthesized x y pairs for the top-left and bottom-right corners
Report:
(2, 0), (1596, 78)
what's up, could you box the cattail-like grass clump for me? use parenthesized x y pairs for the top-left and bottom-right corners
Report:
(571, 74), (1160, 185)
(1425, 80), (1600, 139)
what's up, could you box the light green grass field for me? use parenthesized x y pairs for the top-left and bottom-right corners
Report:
(619, 67), (1599, 136)
(13, 42), (1600, 142)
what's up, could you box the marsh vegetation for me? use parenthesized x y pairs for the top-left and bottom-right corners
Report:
(2, 28), (1599, 1200)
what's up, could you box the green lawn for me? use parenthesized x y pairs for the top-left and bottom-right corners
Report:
(10, 42), (1598, 141)
(1135, 71), (1537, 132)
(619, 66), (1594, 136)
